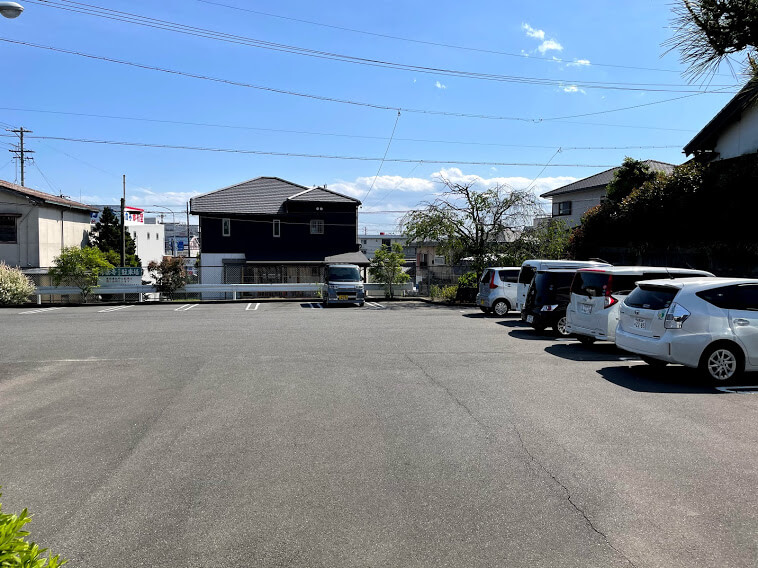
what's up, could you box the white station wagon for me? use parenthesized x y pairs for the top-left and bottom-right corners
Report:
(615, 278), (758, 383)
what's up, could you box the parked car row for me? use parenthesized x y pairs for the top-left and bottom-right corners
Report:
(477, 260), (758, 384)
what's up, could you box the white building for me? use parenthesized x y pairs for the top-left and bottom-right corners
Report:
(127, 218), (165, 268)
(0, 179), (96, 268)
(359, 233), (416, 260)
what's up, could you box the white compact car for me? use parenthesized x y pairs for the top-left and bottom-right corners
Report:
(476, 267), (520, 316)
(615, 278), (758, 383)
(566, 266), (714, 344)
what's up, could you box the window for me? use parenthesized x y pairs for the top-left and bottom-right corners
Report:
(156, 233), (159, 240)
(310, 219), (324, 235)
(382, 238), (391, 247)
(499, 269), (519, 283)
(553, 201), (572, 216)
(0, 215), (18, 243)
(698, 284), (758, 311)
(222, 218), (231, 237)
(273, 219), (281, 238)
(147, 232), (150, 239)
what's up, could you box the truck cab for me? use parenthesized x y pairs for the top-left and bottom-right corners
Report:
(324, 264), (365, 307)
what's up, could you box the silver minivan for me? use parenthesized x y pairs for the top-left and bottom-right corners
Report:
(516, 259), (611, 311)
(476, 267), (520, 316)
(566, 266), (714, 344)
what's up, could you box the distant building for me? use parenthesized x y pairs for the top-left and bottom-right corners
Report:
(93, 205), (165, 269)
(0, 179), (96, 268)
(540, 160), (676, 227)
(359, 233), (416, 260)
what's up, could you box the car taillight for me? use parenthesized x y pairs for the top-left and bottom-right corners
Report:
(603, 274), (617, 308)
(664, 303), (690, 329)
(489, 272), (498, 289)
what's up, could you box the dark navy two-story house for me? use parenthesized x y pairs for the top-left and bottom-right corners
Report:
(190, 176), (367, 285)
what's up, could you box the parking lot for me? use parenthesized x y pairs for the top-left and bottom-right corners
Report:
(2, 301), (757, 567)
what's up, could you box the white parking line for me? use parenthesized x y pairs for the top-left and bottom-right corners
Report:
(246, 303), (260, 311)
(174, 304), (198, 311)
(18, 307), (64, 315)
(715, 385), (758, 394)
(365, 302), (385, 309)
(98, 305), (134, 313)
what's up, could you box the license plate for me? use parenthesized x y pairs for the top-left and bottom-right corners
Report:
(338, 295), (348, 300)
(580, 304), (592, 314)
(526, 315), (534, 324)
(480, 299), (485, 305)
(633, 317), (647, 330)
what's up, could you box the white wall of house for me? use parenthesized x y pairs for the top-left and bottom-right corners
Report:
(714, 105), (758, 160)
(0, 191), (33, 267)
(37, 208), (91, 267)
(549, 187), (606, 227)
(199, 252), (246, 284)
(359, 234), (415, 259)
(128, 222), (166, 268)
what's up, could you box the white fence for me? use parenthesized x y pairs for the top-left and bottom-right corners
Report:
(33, 283), (416, 304)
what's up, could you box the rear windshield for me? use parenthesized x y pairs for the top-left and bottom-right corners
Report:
(518, 266), (536, 284)
(327, 266), (360, 282)
(625, 285), (678, 310)
(572, 272), (641, 297)
(532, 271), (575, 304)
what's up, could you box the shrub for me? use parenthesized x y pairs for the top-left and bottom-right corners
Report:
(429, 284), (442, 300)
(457, 271), (478, 288)
(49, 247), (113, 303)
(0, 262), (35, 305)
(148, 257), (187, 300)
(0, 488), (66, 567)
(440, 285), (458, 302)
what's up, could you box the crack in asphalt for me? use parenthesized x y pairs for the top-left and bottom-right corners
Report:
(406, 354), (639, 568)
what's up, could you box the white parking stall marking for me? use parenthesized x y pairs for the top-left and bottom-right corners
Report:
(715, 385), (758, 394)
(245, 303), (261, 311)
(365, 302), (385, 309)
(18, 307), (64, 315)
(174, 304), (198, 311)
(98, 305), (134, 313)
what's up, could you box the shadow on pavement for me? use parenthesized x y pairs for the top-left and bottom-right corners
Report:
(545, 342), (631, 362)
(596, 365), (720, 394)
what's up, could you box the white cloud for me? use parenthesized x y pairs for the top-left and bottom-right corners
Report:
(567, 59), (591, 67)
(521, 23), (545, 40)
(435, 81), (447, 90)
(538, 39), (563, 54)
(126, 187), (202, 207)
(561, 84), (586, 94)
(331, 175), (436, 201)
(434, 168), (576, 194)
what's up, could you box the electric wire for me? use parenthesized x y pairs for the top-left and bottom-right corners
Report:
(0, 37), (737, 124)
(363, 110), (401, 203)
(16, 134), (623, 167)
(23, 0), (739, 92)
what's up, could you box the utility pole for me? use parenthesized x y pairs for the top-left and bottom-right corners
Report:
(186, 202), (191, 259)
(121, 174), (126, 267)
(7, 127), (34, 187)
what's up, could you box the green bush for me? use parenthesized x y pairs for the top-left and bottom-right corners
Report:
(148, 257), (187, 300)
(440, 285), (458, 302)
(429, 284), (442, 300)
(0, 262), (35, 305)
(0, 488), (66, 567)
(457, 271), (478, 288)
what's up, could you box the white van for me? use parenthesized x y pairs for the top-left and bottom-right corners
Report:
(566, 266), (714, 344)
(516, 259), (610, 311)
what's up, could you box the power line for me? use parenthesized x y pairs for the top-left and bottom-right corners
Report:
(195, 0), (733, 78)
(18, 134), (623, 167)
(0, 37), (737, 124)
(24, 0), (739, 93)
(363, 110), (401, 203)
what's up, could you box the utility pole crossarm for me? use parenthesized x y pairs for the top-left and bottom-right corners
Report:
(7, 127), (34, 187)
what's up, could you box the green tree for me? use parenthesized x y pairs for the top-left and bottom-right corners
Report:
(402, 176), (540, 277)
(513, 218), (572, 262)
(0, 487), (67, 567)
(148, 257), (187, 300)
(605, 158), (657, 204)
(667, 0), (758, 79)
(89, 207), (141, 267)
(0, 262), (35, 305)
(49, 247), (113, 302)
(368, 243), (410, 299)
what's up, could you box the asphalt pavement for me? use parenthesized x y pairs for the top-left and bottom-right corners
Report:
(1, 301), (757, 567)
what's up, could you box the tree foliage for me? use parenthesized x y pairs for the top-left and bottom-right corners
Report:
(49, 247), (113, 302)
(0, 262), (35, 305)
(606, 158), (657, 203)
(667, 0), (758, 79)
(368, 243), (410, 298)
(148, 257), (187, 300)
(401, 176), (541, 276)
(89, 207), (141, 268)
(0, 488), (66, 567)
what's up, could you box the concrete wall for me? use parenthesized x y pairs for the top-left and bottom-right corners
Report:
(0, 191), (34, 267)
(37, 208), (91, 267)
(715, 105), (758, 160)
(129, 223), (166, 268)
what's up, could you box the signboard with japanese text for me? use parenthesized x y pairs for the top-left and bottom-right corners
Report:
(98, 267), (143, 287)
(122, 208), (145, 225)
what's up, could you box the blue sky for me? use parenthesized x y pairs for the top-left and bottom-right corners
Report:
(0, 0), (745, 232)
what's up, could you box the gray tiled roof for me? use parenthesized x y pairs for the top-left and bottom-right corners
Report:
(190, 177), (359, 215)
(0, 178), (96, 211)
(540, 160), (677, 198)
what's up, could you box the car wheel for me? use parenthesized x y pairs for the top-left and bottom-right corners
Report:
(699, 343), (743, 383)
(553, 316), (570, 337)
(577, 335), (596, 346)
(492, 300), (509, 317)
(640, 356), (667, 368)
